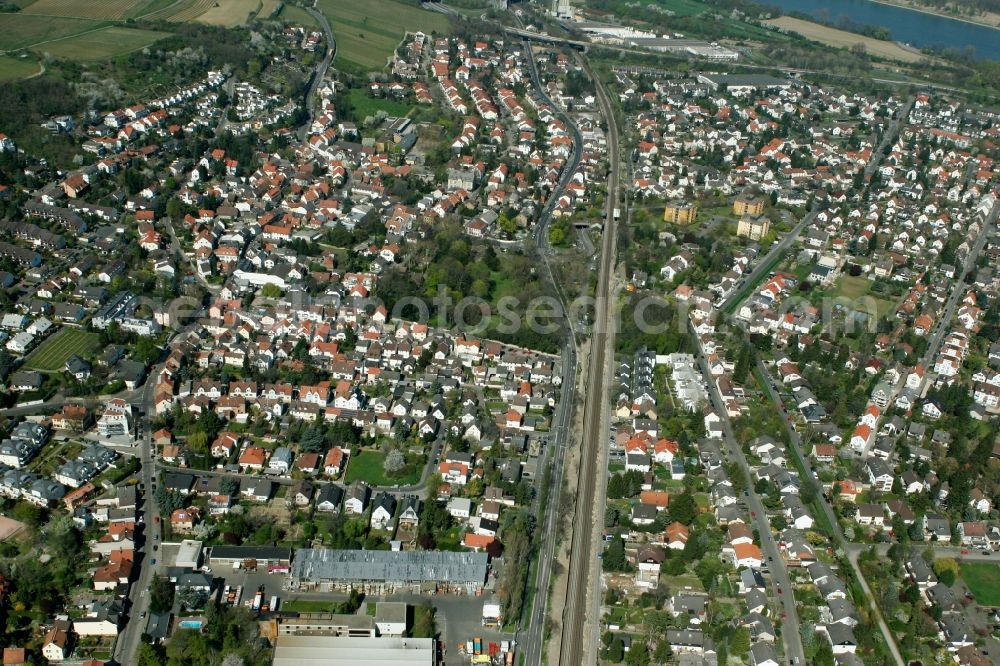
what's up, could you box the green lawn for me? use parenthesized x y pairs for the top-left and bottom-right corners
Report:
(832, 275), (896, 319)
(343, 449), (420, 486)
(0, 55), (41, 81)
(25, 328), (101, 372)
(347, 88), (413, 121)
(834, 275), (872, 300)
(316, 0), (450, 70)
(961, 562), (1000, 607)
(30, 26), (171, 60)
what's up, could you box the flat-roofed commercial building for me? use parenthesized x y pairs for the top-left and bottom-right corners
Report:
(206, 545), (292, 571)
(289, 548), (488, 595)
(272, 636), (434, 666)
(258, 613), (378, 642)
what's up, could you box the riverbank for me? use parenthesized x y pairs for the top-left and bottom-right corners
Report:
(765, 16), (926, 62)
(864, 0), (1000, 30)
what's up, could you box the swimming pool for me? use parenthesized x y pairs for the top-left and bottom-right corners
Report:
(178, 620), (204, 630)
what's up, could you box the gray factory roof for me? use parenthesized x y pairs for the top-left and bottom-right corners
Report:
(273, 636), (434, 666)
(291, 548), (488, 585)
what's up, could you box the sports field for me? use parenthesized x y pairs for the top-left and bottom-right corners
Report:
(35, 26), (171, 60)
(316, 0), (450, 70)
(765, 16), (924, 63)
(25, 327), (101, 372)
(0, 516), (26, 541)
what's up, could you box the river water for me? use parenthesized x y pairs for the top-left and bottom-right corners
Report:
(762, 0), (1000, 60)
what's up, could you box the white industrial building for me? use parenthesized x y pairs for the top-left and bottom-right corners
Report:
(272, 636), (434, 666)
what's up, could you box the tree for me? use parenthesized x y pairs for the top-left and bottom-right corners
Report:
(497, 212), (516, 235)
(603, 536), (628, 572)
(261, 283), (282, 298)
(625, 640), (650, 666)
(669, 491), (697, 525)
(299, 425), (326, 452)
(137, 644), (165, 666)
(730, 626), (751, 656)
(220, 476), (240, 496)
(384, 449), (406, 474)
(933, 557), (959, 586)
(607, 638), (624, 663)
(149, 576), (175, 613)
(653, 641), (672, 662)
(187, 431), (208, 453)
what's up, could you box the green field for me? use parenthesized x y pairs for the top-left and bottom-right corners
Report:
(960, 562), (1000, 607)
(276, 3), (318, 26)
(32, 26), (171, 60)
(25, 328), (101, 372)
(833, 274), (896, 318)
(0, 56), (41, 80)
(343, 449), (421, 486)
(0, 13), (105, 51)
(347, 88), (413, 120)
(316, 0), (449, 70)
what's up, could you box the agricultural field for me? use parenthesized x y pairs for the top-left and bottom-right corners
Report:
(25, 327), (101, 372)
(0, 13), (103, 51)
(16, 0), (171, 20)
(0, 55), (42, 80)
(34, 26), (171, 60)
(196, 0), (262, 27)
(765, 16), (924, 63)
(315, 0), (449, 70)
(163, 0), (217, 22)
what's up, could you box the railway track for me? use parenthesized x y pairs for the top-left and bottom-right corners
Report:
(556, 58), (621, 666)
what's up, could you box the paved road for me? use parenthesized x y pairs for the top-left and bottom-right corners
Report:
(557, 57), (621, 666)
(517, 36), (583, 666)
(523, 28), (585, 357)
(163, 216), (219, 294)
(112, 348), (168, 664)
(846, 541), (1000, 563)
(919, 199), (998, 369)
(756, 360), (905, 666)
(690, 331), (805, 666)
(864, 96), (914, 181)
(719, 211), (814, 313)
(214, 76), (237, 137)
(297, 4), (336, 143)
